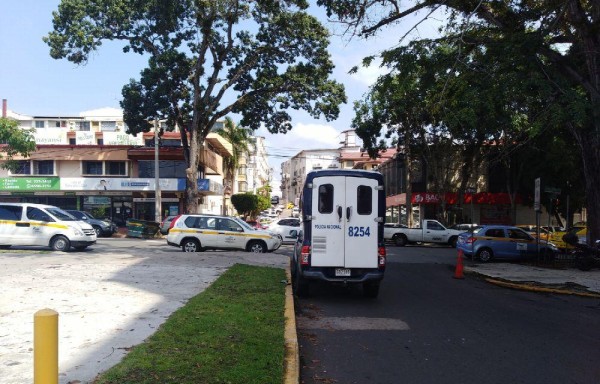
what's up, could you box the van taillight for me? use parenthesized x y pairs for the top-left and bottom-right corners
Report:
(466, 237), (476, 244)
(168, 215), (182, 230)
(378, 246), (386, 268)
(300, 245), (311, 265)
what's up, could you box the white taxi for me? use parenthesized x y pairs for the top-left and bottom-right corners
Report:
(166, 214), (282, 253)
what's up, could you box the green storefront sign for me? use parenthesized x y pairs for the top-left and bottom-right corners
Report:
(0, 177), (60, 191)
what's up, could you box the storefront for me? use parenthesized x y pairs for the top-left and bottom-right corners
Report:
(385, 191), (524, 226)
(0, 176), (222, 226)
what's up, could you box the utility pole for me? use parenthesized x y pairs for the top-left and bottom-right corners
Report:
(154, 120), (162, 223)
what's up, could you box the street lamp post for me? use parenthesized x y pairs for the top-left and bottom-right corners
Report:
(154, 120), (162, 224)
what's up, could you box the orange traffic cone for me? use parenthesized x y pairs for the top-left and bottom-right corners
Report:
(453, 249), (465, 279)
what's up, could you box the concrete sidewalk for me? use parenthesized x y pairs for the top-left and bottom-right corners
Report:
(465, 262), (600, 297)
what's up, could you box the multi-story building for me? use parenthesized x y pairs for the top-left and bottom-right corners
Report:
(0, 103), (232, 224)
(378, 149), (580, 227)
(246, 136), (271, 193)
(279, 130), (394, 206)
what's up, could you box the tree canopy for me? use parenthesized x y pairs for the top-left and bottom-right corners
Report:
(45, 0), (346, 213)
(320, 0), (600, 242)
(0, 118), (37, 171)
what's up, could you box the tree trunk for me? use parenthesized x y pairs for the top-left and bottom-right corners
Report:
(572, 126), (600, 244)
(184, 124), (201, 214)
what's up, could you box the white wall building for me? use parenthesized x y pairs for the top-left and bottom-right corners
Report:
(246, 136), (271, 193)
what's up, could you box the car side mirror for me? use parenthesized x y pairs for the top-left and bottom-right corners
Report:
(289, 230), (298, 238)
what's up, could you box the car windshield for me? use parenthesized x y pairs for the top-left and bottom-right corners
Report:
(47, 207), (78, 221)
(68, 210), (94, 220)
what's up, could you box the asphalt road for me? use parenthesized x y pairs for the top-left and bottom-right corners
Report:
(293, 245), (600, 384)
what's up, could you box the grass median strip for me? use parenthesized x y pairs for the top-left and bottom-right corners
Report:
(94, 264), (287, 384)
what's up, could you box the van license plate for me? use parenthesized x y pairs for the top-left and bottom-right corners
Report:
(335, 268), (351, 277)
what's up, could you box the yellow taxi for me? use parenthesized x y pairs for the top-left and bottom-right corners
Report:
(550, 226), (587, 250)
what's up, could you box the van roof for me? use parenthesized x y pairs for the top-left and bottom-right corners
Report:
(304, 169), (383, 184)
(0, 202), (57, 209)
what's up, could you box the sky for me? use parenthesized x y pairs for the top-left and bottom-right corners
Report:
(0, 1), (442, 188)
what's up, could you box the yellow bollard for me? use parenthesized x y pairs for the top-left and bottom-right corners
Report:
(34, 308), (58, 384)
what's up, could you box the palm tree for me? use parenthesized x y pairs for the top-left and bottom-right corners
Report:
(216, 117), (250, 214)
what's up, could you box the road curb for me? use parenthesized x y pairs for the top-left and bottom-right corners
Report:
(284, 266), (299, 384)
(485, 278), (600, 298)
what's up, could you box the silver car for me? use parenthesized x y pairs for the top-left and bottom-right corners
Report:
(267, 218), (301, 244)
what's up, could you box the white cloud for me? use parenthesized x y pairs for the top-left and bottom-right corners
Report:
(349, 60), (388, 86)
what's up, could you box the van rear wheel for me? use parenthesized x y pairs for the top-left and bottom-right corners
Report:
(363, 282), (380, 298)
(51, 236), (70, 252)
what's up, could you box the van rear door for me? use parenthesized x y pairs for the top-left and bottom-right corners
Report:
(310, 175), (379, 269)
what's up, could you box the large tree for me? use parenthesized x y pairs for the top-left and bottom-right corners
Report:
(320, 0), (600, 243)
(45, 0), (346, 213)
(0, 118), (37, 171)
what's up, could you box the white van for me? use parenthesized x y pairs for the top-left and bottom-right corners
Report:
(291, 170), (386, 298)
(0, 203), (97, 251)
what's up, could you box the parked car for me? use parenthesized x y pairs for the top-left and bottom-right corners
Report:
(291, 207), (300, 218)
(550, 226), (588, 250)
(515, 225), (551, 242)
(266, 218), (301, 243)
(448, 223), (480, 232)
(66, 209), (118, 237)
(160, 215), (178, 235)
(457, 225), (559, 262)
(0, 203), (96, 251)
(166, 214), (282, 253)
(245, 219), (268, 230)
(384, 219), (463, 247)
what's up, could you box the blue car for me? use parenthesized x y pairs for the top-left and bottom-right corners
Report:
(456, 225), (558, 262)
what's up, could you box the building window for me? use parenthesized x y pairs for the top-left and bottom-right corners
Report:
(138, 160), (185, 178)
(35, 161), (55, 175)
(83, 161), (103, 175)
(97, 139), (103, 146)
(35, 121), (45, 129)
(100, 121), (117, 131)
(81, 161), (129, 176)
(69, 138), (76, 145)
(238, 181), (248, 192)
(49, 120), (66, 128)
(74, 121), (91, 131)
(107, 161), (126, 175)
(12, 161), (31, 175)
(8, 160), (54, 176)
(238, 166), (247, 175)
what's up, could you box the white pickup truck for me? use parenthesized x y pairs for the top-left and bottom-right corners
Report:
(384, 220), (464, 247)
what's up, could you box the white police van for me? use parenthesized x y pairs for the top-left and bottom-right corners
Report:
(291, 170), (386, 298)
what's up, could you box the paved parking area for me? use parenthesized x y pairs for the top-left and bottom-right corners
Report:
(0, 239), (290, 384)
